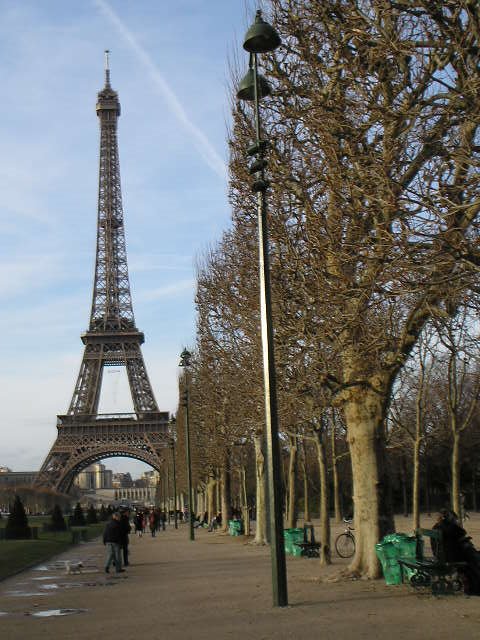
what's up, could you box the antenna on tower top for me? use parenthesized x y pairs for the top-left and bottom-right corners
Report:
(104, 49), (111, 87)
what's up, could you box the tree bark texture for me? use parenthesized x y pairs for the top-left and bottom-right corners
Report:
(286, 436), (298, 529)
(301, 440), (310, 522)
(401, 456), (409, 517)
(452, 431), (461, 520)
(412, 439), (421, 530)
(254, 433), (268, 544)
(331, 411), (342, 523)
(221, 464), (232, 533)
(315, 428), (331, 565)
(207, 477), (217, 522)
(240, 466), (251, 536)
(344, 388), (394, 577)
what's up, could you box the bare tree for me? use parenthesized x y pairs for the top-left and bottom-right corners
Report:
(247, 0), (480, 576)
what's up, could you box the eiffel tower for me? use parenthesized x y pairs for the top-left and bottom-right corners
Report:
(35, 53), (169, 492)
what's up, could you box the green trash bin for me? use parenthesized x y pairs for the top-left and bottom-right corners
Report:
(376, 533), (418, 585)
(228, 520), (244, 536)
(376, 541), (402, 585)
(393, 534), (419, 584)
(284, 528), (304, 556)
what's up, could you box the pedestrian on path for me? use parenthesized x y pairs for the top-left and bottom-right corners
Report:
(103, 511), (124, 574)
(149, 510), (158, 537)
(119, 507), (131, 566)
(134, 511), (144, 537)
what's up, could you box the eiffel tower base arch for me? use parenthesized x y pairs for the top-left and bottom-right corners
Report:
(35, 412), (170, 493)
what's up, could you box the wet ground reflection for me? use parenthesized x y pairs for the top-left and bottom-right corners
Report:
(31, 608), (88, 618)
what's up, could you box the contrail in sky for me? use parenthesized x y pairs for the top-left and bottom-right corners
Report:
(94, 0), (227, 180)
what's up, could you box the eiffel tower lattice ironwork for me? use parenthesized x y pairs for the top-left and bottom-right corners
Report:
(35, 54), (169, 492)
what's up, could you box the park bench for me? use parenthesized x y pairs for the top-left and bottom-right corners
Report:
(397, 528), (466, 595)
(294, 523), (321, 558)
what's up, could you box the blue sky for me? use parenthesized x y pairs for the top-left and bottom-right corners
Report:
(0, 0), (255, 475)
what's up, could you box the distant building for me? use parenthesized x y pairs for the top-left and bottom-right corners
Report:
(141, 470), (160, 486)
(75, 466), (155, 507)
(109, 472), (157, 504)
(0, 469), (37, 486)
(112, 472), (133, 488)
(74, 463), (113, 490)
(112, 485), (155, 504)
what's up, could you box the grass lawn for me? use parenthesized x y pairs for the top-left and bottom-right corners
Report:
(0, 522), (104, 581)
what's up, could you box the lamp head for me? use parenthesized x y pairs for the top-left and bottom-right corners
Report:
(243, 10), (281, 54)
(179, 348), (192, 368)
(237, 67), (272, 101)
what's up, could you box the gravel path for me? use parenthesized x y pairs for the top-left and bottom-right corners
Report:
(1, 515), (480, 639)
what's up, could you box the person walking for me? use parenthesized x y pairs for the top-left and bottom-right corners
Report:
(119, 508), (131, 567)
(103, 512), (124, 574)
(134, 511), (144, 537)
(160, 509), (166, 531)
(149, 510), (157, 537)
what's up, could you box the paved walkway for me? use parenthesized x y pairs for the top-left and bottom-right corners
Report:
(1, 519), (480, 639)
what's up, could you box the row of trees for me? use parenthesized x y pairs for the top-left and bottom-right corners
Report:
(168, 0), (480, 578)
(2, 497), (110, 540)
(0, 484), (75, 515)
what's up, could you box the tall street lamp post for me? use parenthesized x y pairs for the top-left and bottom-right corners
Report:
(179, 348), (195, 541)
(237, 10), (288, 608)
(170, 416), (178, 530)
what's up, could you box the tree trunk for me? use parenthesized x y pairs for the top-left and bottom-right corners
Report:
(344, 388), (394, 577)
(424, 456), (431, 516)
(314, 427), (331, 565)
(207, 476), (216, 522)
(473, 464), (478, 513)
(412, 439), (421, 530)
(331, 411), (342, 523)
(221, 462), (232, 533)
(452, 431), (461, 521)
(240, 466), (251, 536)
(301, 440), (310, 522)
(254, 433), (268, 544)
(215, 469), (221, 514)
(199, 484), (204, 519)
(401, 455), (409, 517)
(282, 455), (288, 522)
(286, 436), (298, 529)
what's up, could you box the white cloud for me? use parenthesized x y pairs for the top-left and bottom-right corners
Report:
(94, 0), (228, 180)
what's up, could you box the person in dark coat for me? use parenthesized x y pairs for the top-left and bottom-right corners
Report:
(103, 512), (124, 573)
(119, 508), (131, 567)
(148, 510), (157, 537)
(134, 511), (144, 537)
(433, 508), (480, 594)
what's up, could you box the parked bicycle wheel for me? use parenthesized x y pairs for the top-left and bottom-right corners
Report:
(335, 532), (355, 558)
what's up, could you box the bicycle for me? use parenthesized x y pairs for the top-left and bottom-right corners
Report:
(335, 518), (356, 558)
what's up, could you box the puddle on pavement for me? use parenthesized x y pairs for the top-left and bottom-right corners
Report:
(40, 584), (60, 590)
(33, 562), (99, 574)
(5, 591), (51, 597)
(31, 608), (87, 618)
